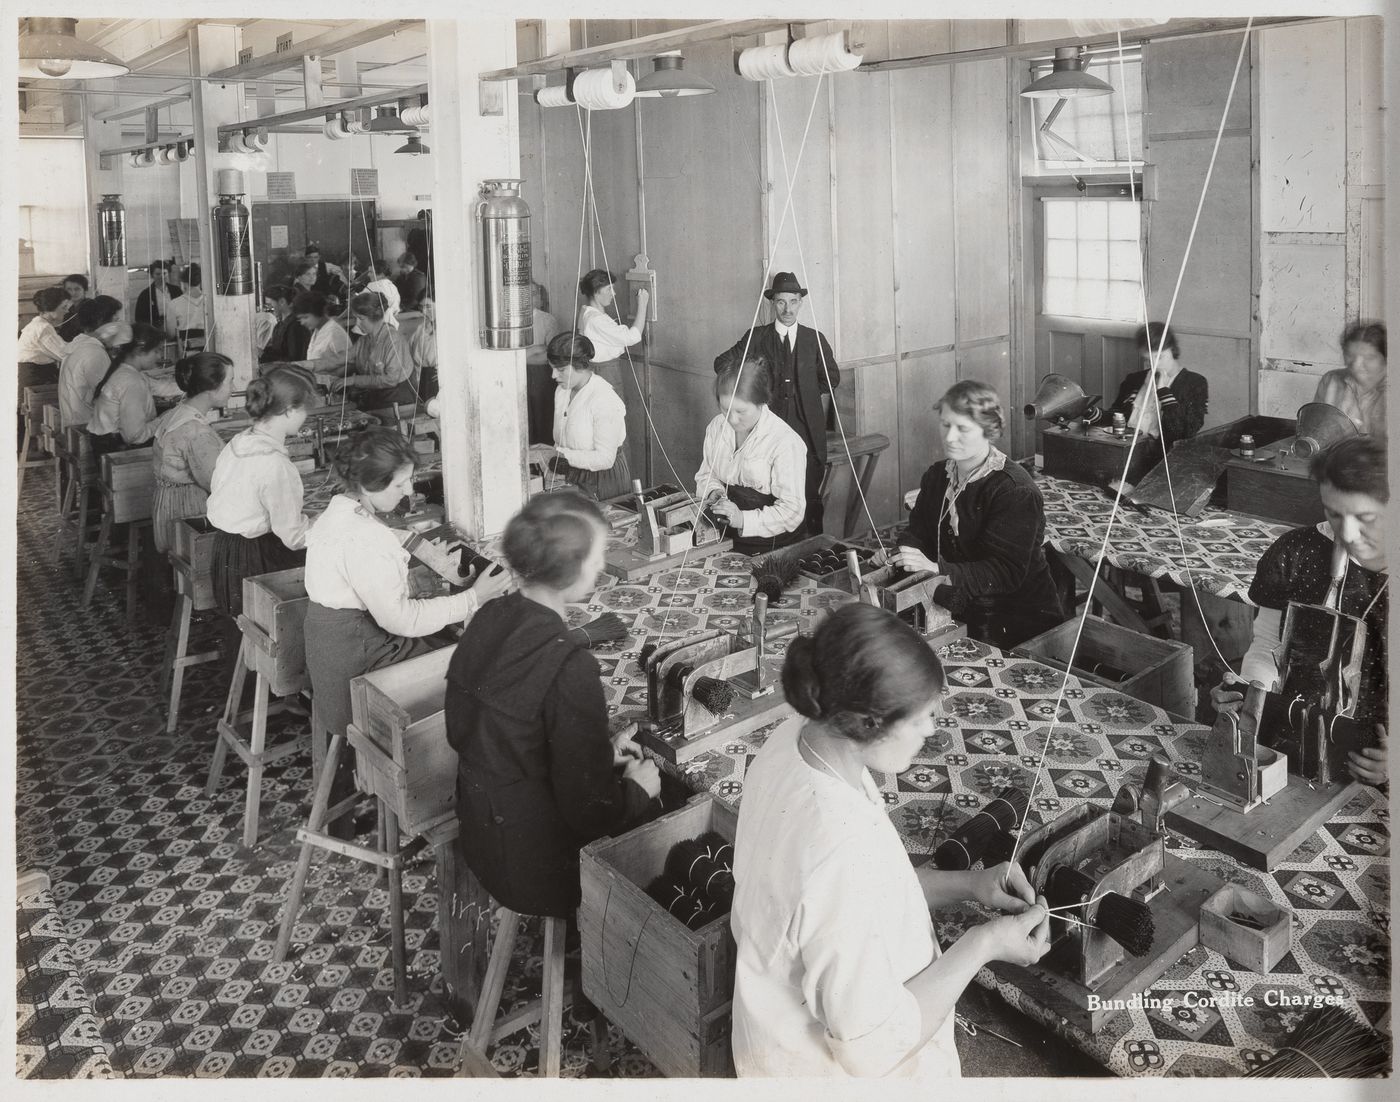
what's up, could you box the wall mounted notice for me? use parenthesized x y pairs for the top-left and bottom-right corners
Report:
(267, 172), (297, 202)
(351, 169), (379, 197)
(270, 225), (288, 249)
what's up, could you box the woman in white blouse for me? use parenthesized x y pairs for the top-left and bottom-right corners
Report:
(576, 269), (649, 393)
(17, 286), (72, 391)
(292, 290), (352, 375)
(164, 264), (208, 353)
(732, 602), (1051, 1078)
(529, 332), (630, 500)
(86, 323), (173, 454)
(304, 426), (512, 838)
(695, 355), (809, 554)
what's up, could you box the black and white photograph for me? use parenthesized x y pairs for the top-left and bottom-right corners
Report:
(5, 0), (1395, 1093)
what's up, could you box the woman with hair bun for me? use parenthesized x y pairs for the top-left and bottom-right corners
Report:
(730, 602), (1050, 1078)
(206, 367), (316, 669)
(304, 426), (512, 837)
(86, 323), (171, 454)
(528, 331), (630, 499)
(877, 380), (1064, 648)
(150, 352), (235, 552)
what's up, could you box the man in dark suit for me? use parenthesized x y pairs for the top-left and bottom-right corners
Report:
(393, 250), (429, 312)
(715, 272), (840, 535)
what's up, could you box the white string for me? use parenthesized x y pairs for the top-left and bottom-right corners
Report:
(1009, 23), (1255, 872)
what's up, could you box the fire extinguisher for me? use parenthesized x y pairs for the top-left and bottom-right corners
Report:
(213, 168), (253, 295)
(477, 179), (533, 349)
(97, 194), (126, 267)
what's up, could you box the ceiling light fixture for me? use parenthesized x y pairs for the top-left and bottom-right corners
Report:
(1020, 47), (1114, 99)
(634, 51), (714, 98)
(19, 18), (130, 80)
(394, 135), (429, 156)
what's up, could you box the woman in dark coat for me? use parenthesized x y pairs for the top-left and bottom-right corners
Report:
(445, 491), (659, 919)
(1111, 321), (1209, 451)
(876, 380), (1065, 649)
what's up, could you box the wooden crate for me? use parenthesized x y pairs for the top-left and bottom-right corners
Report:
(241, 568), (310, 697)
(1041, 425), (1158, 487)
(1223, 457), (1323, 526)
(1012, 615), (1194, 719)
(1199, 884), (1290, 973)
(348, 645), (457, 838)
(784, 533), (879, 591)
(101, 449), (156, 524)
(580, 795), (738, 1078)
(172, 517), (219, 610)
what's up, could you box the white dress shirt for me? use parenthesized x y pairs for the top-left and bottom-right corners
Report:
(578, 303), (641, 362)
(58, 334), (111, 427)
(87, 365), (157, 444)
(305, 494), (479, 636)
(694, 405), (808, 538)
(18, 315), (69, 365)
(303, 319), (351, 368)
(553, 373), (627, 472)
(773, 320), (798, 354)
(165, 292), (207, 337)
(206, 427), (310, 549)
(731, 718), (961, 1078)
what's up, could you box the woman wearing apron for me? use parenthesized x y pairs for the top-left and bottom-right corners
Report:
(731, 601), (1051, 1077)
(150, 352), (234, 554)
(206, 367), (315, 678)
(529, 332), (631, 501)
(576, 268), (649, 393)
(696, 355), (809, 555)
(304, 426), (512, 837)
(326, 291), (417, 419)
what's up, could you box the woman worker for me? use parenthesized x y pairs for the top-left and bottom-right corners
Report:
(17, 286), (72, 390)
(1212, 436), (1389, 787)
(150, 352), (234, 554)
(206, 368), (316, 674)
(731, 602), (1050, 1077)
(1312, 321), (1386, 442)
(445, 492), (660, 1055)
(55, 273), (89, 342)
(85, 323), (171, 454)
(292, 291), (351, 375)
(1110, 322), (1209, 451)
(326, 291), (416, 416)
(696, 353), (809, 554)
(408, 297), (439, 401)
(876, 380), (1065, 648)
(259, 285), (310, 365)
(57, 295), (124, 428)
(576, 269), (649, 393)
(304, 427), (512, 837)
(528, 332), (630, 500)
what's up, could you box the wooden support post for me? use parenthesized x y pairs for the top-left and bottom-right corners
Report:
(427, 20), (527, 537)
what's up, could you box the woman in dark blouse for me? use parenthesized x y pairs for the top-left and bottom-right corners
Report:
(445, 491), (660, 919)
(1214, 437), (1388, 787)
(1111, 322), (1209, 450)
(876, 380), (1065, 649)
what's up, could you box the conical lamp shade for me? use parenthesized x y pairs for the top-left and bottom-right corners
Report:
(20, 18), (129, 79)
(635, 52), (714, 98)
(1024, 373), (1100, 422)
(1021, 47), (1113, 99)
(1292, 403), (1359, 459)
(395, 135), (430, 156)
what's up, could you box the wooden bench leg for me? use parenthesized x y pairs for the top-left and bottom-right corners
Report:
(124, 523), (141, 621)
(81, 512), (112, 607)
(464, 909), (519, 1058)
(383, 801), (409, 1008)
(207, 641), (248, 796)
(242, 672), (271, 848)
(273, 733), (348, 963)
(159, 591), (185, 703)
(74, 483), (93, 580)
(17, 421), (32, 497)
(539, 916), (566, 1077)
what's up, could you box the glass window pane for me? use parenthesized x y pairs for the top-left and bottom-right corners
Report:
(1072, 280), (1110, 321)
(1046, 241), (1077, 278)
(1079, 240), (1109, 279)
(1108, 241), (1141, 281)
(1044, 277), (1076, 316)
(1108, 202), (1140, 240)
(1107, 281), (1142, 323)
(1044, 200), (1076, 239)
(1078, 200), (1108, 240)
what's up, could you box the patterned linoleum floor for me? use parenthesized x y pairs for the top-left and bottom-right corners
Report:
(14, 468), (657, 1079)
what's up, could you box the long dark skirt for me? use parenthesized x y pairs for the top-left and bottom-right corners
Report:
(554, 450), (632, 502)
(304, 603), (453, 838)
(723, 482), (805, 556)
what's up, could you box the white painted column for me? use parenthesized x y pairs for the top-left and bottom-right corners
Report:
(428, 20), (528, 538)
(187, 23), (257, 395)
(83, 85), (129, 303)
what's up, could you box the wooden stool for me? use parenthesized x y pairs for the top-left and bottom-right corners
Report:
(81, 450), (156, 618)
(206, 568), (325, 848)
(159, 544), (222, 735)
(456, 909), (569, 1078)
(42, 405), (65, 511)
(56, 427), (102, 579)
(17, 383), (59, 497)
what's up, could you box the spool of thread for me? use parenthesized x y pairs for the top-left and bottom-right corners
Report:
(1045, 865), (1155, 957)
(787, 31), (864, 76)
(324, 116), (351, 140)
(400, 104), (430, 127)
(665, 837), (736, 908)
(535, 84), (573, 108)
(572, 67), (636, 110)
(933, 787), (1029, 870)
(736, 42), (797, 81)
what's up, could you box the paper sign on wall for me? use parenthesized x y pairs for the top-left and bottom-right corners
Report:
(270, 224), (288, 249)
(351, 168), (379, 197)
(267, 172), (297, 202)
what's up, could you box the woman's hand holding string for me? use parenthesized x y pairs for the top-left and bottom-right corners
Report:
(975, 898), (1052, 968)
(975, 861), (1036, 914)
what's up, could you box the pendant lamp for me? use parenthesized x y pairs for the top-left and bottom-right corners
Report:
(1020, 47), (1113, 99)
(19, 18), (129, 79)
(394, 135), (430, 156)
(634, 51), (714, 98)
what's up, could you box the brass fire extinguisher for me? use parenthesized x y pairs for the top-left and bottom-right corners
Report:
(97, 194), (126, 267)
(477, 179), (533, 349)
(213, 168), (253, 295)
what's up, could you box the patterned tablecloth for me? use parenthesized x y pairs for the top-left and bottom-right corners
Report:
(562, 544), (1390, 1078)
(899, 475), (1293, 604)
